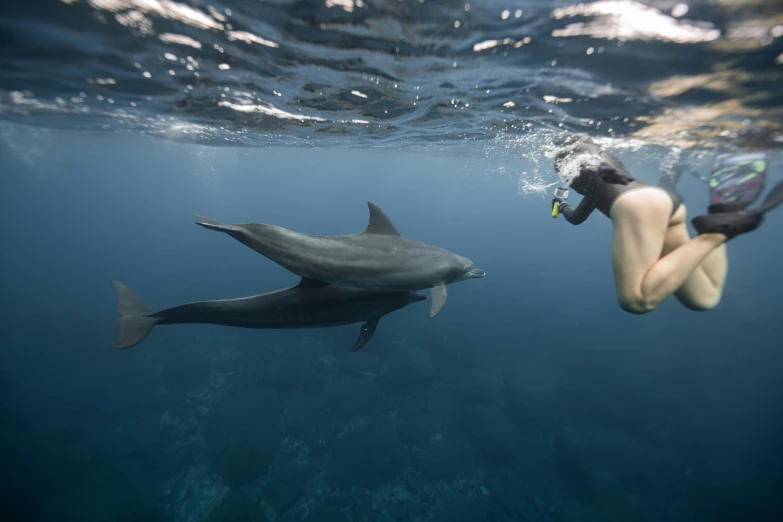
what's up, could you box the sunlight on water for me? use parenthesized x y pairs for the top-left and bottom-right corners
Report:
(551, 0), (721, 43)
(0, 0), (777, 151)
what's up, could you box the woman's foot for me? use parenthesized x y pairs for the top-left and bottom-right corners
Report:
(691, 210), (763, 240)
(692, 180), (783, 240)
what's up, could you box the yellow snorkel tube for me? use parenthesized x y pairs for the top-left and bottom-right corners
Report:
(552, 187), (568, 218)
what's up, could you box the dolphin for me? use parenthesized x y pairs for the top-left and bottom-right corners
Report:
(110, 278), (426, 351)
(193, 202), (485, 317)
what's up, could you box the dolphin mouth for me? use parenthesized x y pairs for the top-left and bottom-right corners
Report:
(469, 268), (486, 278)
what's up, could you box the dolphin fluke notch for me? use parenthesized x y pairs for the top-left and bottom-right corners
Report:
(111, 280), (159, 349)
(365, 202), (401, 236)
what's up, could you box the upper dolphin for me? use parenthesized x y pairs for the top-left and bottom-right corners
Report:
(194, 202), (485, 317)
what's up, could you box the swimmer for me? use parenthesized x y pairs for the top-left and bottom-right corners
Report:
(550, 135), (783, 314)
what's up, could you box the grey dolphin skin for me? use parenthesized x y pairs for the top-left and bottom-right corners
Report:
(194, 202), (485, 317)
(111, 279), (426, 351)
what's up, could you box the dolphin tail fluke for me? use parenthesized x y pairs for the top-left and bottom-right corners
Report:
(111, 280), (159, 349)
(430, 284), (447, 318)
(352, 320), (379, 352)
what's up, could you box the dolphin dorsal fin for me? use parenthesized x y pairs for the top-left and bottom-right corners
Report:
(364, 202), (401, 236)
(297, 277), (330, 288)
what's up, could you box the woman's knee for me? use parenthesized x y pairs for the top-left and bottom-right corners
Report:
(619, 289), (722, 313)
(680, 291), (721, 312)
(617, 293), (658, 315)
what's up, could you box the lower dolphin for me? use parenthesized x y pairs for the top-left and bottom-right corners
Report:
(194, 202), (485, 317)
(111, 278), (426, 351)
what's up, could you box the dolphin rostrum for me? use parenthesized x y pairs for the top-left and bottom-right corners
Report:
(110, 279), (426, 351)
(193, 202), (485, 317)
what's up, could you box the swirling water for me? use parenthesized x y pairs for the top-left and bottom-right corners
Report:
(2, 0), (783, 150)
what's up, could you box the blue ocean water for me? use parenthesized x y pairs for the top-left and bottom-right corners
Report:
(2, 1), (783, 522)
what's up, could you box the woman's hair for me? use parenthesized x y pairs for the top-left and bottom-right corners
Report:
(598, 163), (633, 185)
(553, 134), (635, 186)
(551, 133), (593, 149)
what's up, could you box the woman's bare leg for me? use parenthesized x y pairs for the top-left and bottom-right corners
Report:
(609, 188), (727, 314)
(660, 205), (728, 310)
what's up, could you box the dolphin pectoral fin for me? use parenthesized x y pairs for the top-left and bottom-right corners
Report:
(430, 284), (447, 317)
(352, 320), (379, 352)
(364, 202), (402, 236)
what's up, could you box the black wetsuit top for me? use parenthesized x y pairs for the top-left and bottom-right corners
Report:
(555, 141), (681, 225)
